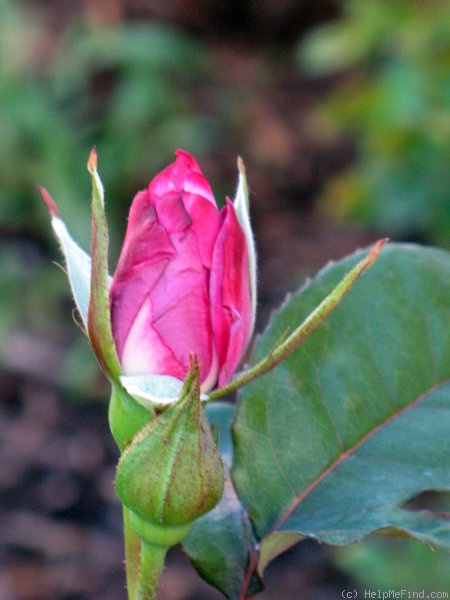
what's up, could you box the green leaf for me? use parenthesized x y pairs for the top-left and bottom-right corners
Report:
(258, 531), (304, 577)
(182, 402), (263, 599)
(232, 244), (450, 566)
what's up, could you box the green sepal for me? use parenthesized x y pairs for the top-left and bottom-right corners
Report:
(210, 239), (387, 400)
(233, 157), (257, 335)
(109, 384), (155, 453)
(86, 149), (122, 382)
(39, 186), (93, 332)
(40, 152), (122, 383)
(129, 513), (193, 548)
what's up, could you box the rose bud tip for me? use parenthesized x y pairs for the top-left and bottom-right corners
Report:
(110, 150), (253, 392)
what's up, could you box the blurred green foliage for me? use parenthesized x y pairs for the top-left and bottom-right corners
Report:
(1, 0), (214, 248)
(335, 536), (450, 594)
(298, 0), (450, 247)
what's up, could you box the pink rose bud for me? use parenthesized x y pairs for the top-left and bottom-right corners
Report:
(110, 150), (254, 392)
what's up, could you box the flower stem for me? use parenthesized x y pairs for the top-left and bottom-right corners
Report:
(135, 542), (168, 600)
(123, 507), (141, 599)
(210, 239), (387, 400)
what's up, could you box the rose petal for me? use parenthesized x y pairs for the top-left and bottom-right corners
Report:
(210, 199), (252, 386)
(120, 296), (185, 379)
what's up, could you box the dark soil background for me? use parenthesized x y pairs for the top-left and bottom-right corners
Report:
(2, 1), (444, 599)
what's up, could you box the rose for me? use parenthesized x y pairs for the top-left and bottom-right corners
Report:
(109, 150), (254, 392)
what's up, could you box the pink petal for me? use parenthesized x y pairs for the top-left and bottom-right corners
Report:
(148, 225), (217, 385)
(120, 296), (185, 379)
(182, 192), (220, 269)
(110, 190), (174, 359)
(210, 199), (252, 386)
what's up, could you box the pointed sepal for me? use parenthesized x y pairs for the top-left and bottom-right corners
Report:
(233, 157), (257, 336)
(86, 148), (122, 382)
(39, 186), (92, 331)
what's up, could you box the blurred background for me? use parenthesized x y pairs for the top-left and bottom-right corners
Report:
(1, 0), (449, 598)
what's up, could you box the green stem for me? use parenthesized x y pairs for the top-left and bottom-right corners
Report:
(135, 542), (168, 600)
(108, 387), (155, 598)
(123, 507), (141, 599)
(210, 239), (387, 400)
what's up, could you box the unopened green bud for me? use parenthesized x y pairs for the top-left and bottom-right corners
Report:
(115, 357), (224, 547)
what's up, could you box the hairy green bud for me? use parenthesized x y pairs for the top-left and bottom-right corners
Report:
(115, 357), (224, 547)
